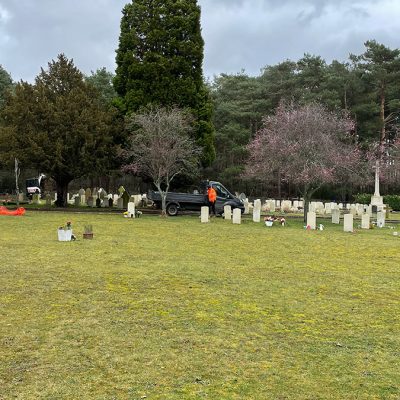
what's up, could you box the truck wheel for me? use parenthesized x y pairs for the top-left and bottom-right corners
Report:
(166, 203), (179, 216)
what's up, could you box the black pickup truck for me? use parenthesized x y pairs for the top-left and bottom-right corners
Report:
(148, 181), (245, 216)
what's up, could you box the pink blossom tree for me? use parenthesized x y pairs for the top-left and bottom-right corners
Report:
(121, 106), (200, 216)
(245, 103), (365, 220)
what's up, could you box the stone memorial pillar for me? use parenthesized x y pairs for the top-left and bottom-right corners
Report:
(201, 206), (209, 223)
(224, 205), (232, 220)
(307, 211), (316, 230)
(253, 199), (261, 223)
(344, 214), (353, 232)
(232, 208), (241, 224)
(361, 214), (370, 229)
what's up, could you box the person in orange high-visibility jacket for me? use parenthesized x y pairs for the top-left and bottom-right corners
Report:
(207, 185), (217, 216)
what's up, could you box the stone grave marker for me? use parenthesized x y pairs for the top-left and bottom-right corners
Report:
(224, 205), (232, 220)
(122, 191), (130, 208)
(232, 208), (241, 224)
(332, 209), (340, 224)
(361, 214), (370, 229)
(344, 214), (353, 232)
(243, 199), (250, 214)
(268, 200), (276, 213)
(307, 211), (316, 230)
(127, 202), (135, 218)
(377, 211), (385, 228)
(253, 199), (261, 222)
(117, 197), (124, 209)
(201, 206), (209, 223)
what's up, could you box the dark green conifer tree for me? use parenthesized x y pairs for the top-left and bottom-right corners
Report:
(114, 0), (215, 166)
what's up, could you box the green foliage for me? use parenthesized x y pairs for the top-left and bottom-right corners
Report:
(384, 195), (400, 211)
(350, 40), (400, 143)
(0, 65), (13, 109)
(114, 0), (215, 166)
(85, 67), (117, 107)
(0, 54), (119, 206)
(353, 193), (372, 204)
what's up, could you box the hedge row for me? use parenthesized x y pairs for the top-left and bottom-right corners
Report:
(353, 194), (400, 211)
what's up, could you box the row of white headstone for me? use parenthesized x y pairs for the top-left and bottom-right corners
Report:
(199, 202), (386, 231)
(255, 199), (381, 215)
(307, 210), (385, 232)
(200, 205), (242, 224)
(65, 192), (144, 208)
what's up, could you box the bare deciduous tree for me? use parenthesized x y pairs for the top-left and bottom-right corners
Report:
(122, 106), (200, 216)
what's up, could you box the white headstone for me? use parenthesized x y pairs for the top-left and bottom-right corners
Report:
(232, 208), (241, 224)
(127, 202), (135, 218)
(377, 211), (385, 228)
(269, 200), (276, 213)
(281, 200), (292, 212)
(361, 214), (370, 229)
(332, 209), (340, 224)
(201, 206), (209, 223)
(243, 199), (250, 214)
(117, 197), (124, 209)
(344, 214), (353, 232)
(253, 199), (261, 222)
(307, 211), (316, 230)
(224, 205), (232, 220)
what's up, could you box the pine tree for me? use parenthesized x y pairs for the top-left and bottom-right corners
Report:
(114, 0), (215, 166)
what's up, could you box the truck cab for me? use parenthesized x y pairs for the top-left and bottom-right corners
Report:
(26, 174), (46, 199)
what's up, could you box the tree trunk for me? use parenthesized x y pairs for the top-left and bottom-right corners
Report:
(303, 196), (309, 223)
(156, 183), (168, 217)
(55, 179), (70, 207)
(380, 85), (386, 145)
(277, 169), (281, 199)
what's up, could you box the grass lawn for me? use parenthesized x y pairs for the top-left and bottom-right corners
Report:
(1, 212), (399, 399)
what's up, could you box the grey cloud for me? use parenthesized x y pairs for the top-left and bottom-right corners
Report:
(0, 0), (399, 82)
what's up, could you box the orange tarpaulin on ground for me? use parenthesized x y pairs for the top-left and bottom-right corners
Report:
(0, 206), (26, 216)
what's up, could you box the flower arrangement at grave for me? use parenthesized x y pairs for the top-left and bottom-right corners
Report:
(57, 221), (75, 241)
(58, 221), (72, 231)
(264, 216), (274, 227)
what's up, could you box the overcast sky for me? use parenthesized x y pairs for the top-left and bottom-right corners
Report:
(1, 0), (400, 83)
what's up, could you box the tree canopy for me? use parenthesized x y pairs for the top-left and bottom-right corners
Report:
(245, 103), (365, 217)
(114, 0), (215, 166)
(0, 54), (119, 206)
(0, 65), (13, 109)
